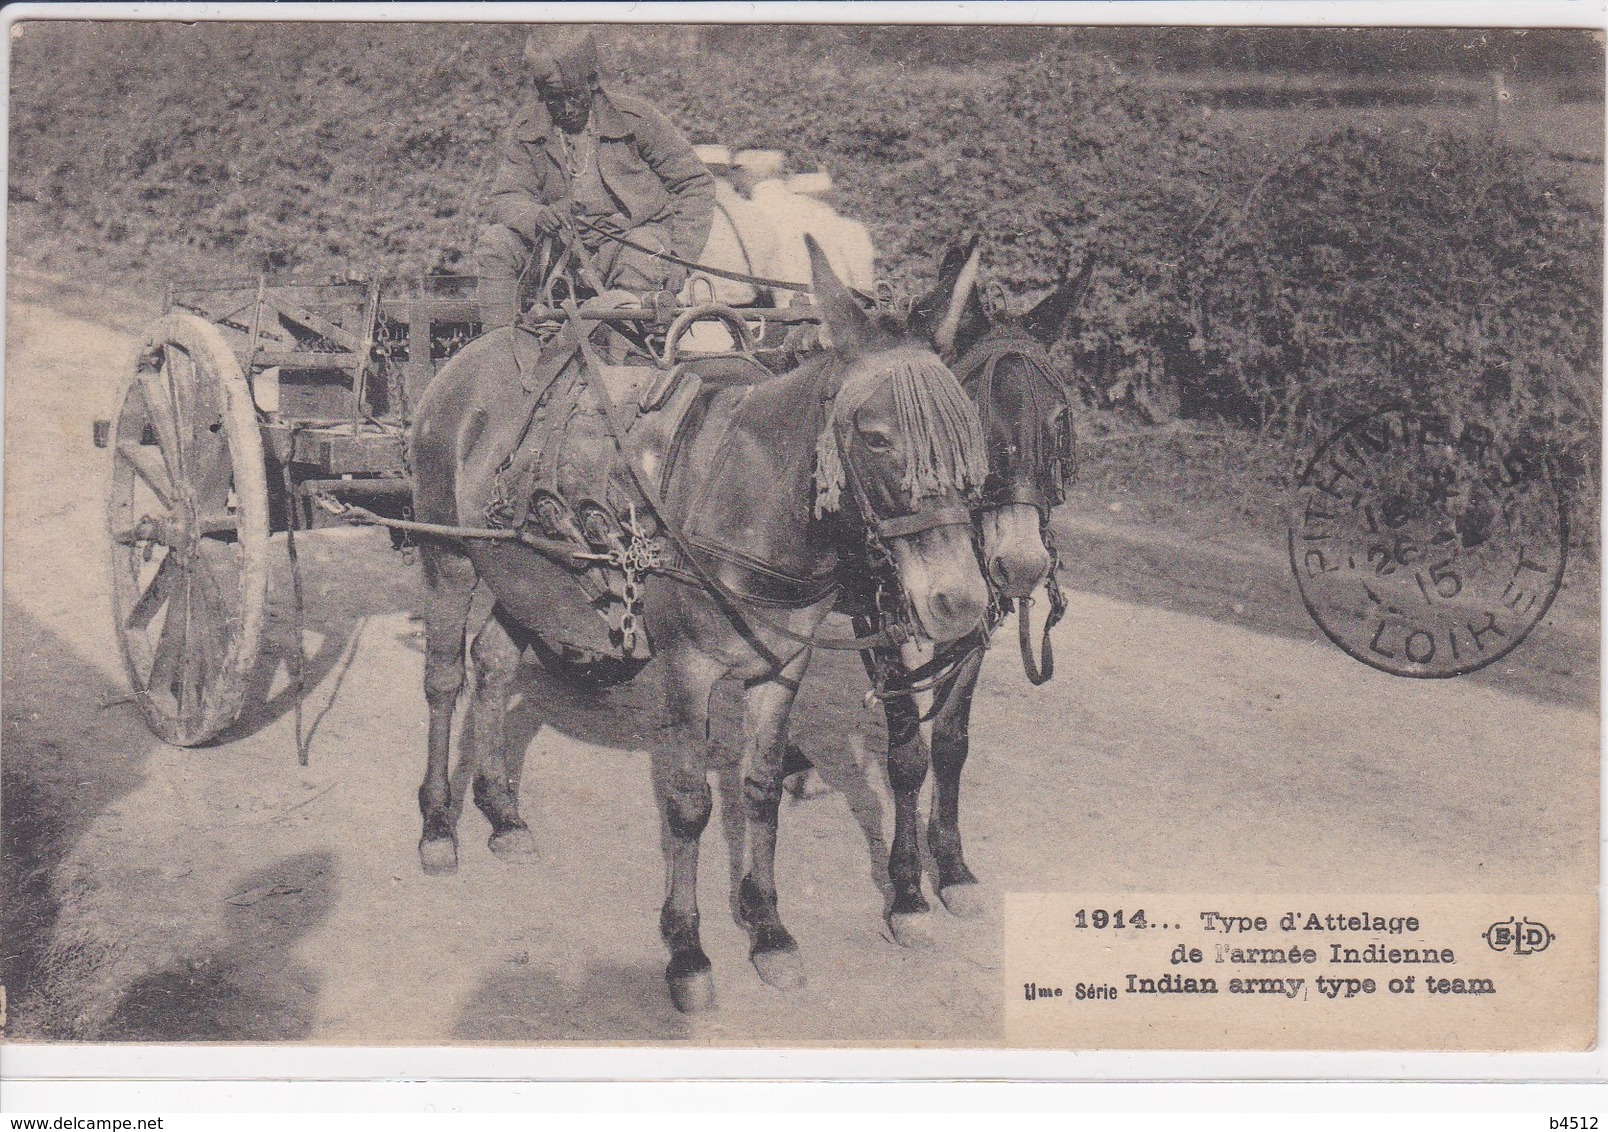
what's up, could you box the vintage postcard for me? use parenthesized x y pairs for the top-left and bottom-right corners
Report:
(2, 11), (1600, 1059)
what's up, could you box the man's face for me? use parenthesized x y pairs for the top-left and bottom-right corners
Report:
(539, 81), (594, 133)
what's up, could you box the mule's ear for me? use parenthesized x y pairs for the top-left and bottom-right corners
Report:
(809, 234), (875, 354)
(934, 234), (980, 286)
(1021, 256), (1097, 347)
(932, 241), (977, 355)
(909, 234), (981, 346)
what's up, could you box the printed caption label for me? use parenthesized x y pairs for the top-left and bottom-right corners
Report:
(1004, 893), (1595, 1049)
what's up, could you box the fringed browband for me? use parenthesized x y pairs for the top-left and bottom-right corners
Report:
(815, 348), (989, 518)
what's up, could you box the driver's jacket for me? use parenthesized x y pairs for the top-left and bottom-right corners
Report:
(487, 89), (716, 263)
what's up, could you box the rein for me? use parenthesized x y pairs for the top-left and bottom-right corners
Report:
(855, 615), (985, 723)
(1011, 516), (1068, 686)
(573, 215), (816, 295)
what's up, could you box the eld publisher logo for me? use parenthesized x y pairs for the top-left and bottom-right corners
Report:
(1483, 917), (1554, 955)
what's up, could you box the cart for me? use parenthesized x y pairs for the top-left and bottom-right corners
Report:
(95, 274), (821, 746)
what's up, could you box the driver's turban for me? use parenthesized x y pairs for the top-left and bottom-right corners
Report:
(524, 27), (602, 91)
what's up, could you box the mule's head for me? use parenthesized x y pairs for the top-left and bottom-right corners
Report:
(808, 237), (989, 645)
(909, 239), (1091, 600)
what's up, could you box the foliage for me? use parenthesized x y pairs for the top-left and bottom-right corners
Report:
(9, 22), (1601, 515)
(1179, 126), (1602, 511)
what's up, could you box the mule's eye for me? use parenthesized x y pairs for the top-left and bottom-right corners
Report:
(862, 429), (895, 453)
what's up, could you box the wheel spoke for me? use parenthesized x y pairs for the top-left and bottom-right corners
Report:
(159, 350), (191, 478)
(178, 591), (208, 734)
(195, 537), (239, 594)
(190, 430), (234, 508)
(146, 570), (189, 698)
(115, 441), (176, 509)
(126, 552), (178, 632)
(136, 364), (184, 485)
(191, 548), (236, 653)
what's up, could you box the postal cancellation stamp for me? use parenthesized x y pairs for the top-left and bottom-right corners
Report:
(1288, 408), (1568, 678)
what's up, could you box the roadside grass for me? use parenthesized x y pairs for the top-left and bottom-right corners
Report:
(1065, 410), (1601, 632)
(1070, 417), (1294, 546)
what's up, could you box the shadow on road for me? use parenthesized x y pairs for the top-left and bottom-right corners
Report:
(101, 849), (336, 1041)
(768, 650), (896, 910)
(1, 605), (155, 1037)
(452, 960), (689, 1041)
(224, 529), (418, 745)
(439, 628), (900, 942)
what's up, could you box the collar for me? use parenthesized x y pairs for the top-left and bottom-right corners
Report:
(520, 88), (631, 143)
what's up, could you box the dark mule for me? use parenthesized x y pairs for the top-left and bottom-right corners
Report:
(860, 238), (1091, 945)
(408, 243), (990, 1010)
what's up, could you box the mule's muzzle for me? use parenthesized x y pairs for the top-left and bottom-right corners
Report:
(982, 502), (1052, 600)
(886, 511), (989, 645)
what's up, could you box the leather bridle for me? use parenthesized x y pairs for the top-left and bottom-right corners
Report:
(951, 333), (1075, 685)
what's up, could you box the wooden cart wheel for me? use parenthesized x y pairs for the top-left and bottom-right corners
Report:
(107, 313), (270, 746)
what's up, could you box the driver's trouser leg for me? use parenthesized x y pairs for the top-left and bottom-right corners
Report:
(473, 223), (532, 329)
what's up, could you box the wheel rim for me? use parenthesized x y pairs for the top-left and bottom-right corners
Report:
(108, 316), (268, 746)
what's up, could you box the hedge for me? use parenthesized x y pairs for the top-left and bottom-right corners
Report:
(11, 23), (1601, 501)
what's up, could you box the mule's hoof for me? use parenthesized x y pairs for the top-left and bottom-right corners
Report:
(888, 911), (936, 950)
(751, 946), (806, 990)
(939, 882), (988, 920)
(668, 967), (717, 1014)
(419, 837), (458, 876)
(489, 826), (537, 858)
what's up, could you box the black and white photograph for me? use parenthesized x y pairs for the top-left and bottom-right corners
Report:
(2, 9), (1600, 1059)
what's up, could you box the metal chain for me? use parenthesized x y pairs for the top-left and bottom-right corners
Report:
(1041, 516), (1068, 623)
(858, 519), (923, 708)
(612, 503), (663, 654)
(374, 316), (407, 421)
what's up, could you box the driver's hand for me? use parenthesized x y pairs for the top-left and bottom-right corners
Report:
(512, 200), (564, 238)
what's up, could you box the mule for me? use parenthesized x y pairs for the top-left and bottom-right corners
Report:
(408, 240), (990, 1010)
(855, 237), (1093, 946)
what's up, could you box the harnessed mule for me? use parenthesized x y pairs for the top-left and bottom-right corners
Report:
(408, 239), (990, 1011)
(848, 238), (1093, 945)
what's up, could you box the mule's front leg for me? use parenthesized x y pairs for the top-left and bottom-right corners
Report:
(655, 653), (721, 1013)
(469, 609), (536, 858)
(737, 656), (811, 990)
(418, 544), (476, 875)
(927, 649), (986, 918)
(880, 661), (934, 949)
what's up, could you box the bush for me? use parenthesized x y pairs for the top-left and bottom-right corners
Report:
(10, 22), (1600, 516)
(1176, 126), (1601, 513)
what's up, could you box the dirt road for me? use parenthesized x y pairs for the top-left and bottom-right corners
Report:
(3, 298), (1597, 1044)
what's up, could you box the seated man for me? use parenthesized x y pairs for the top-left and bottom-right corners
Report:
(474, 28), (716, 328)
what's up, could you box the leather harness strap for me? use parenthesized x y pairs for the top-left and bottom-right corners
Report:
(875, 506), (972, 540)
(562, 302), (910, 656)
